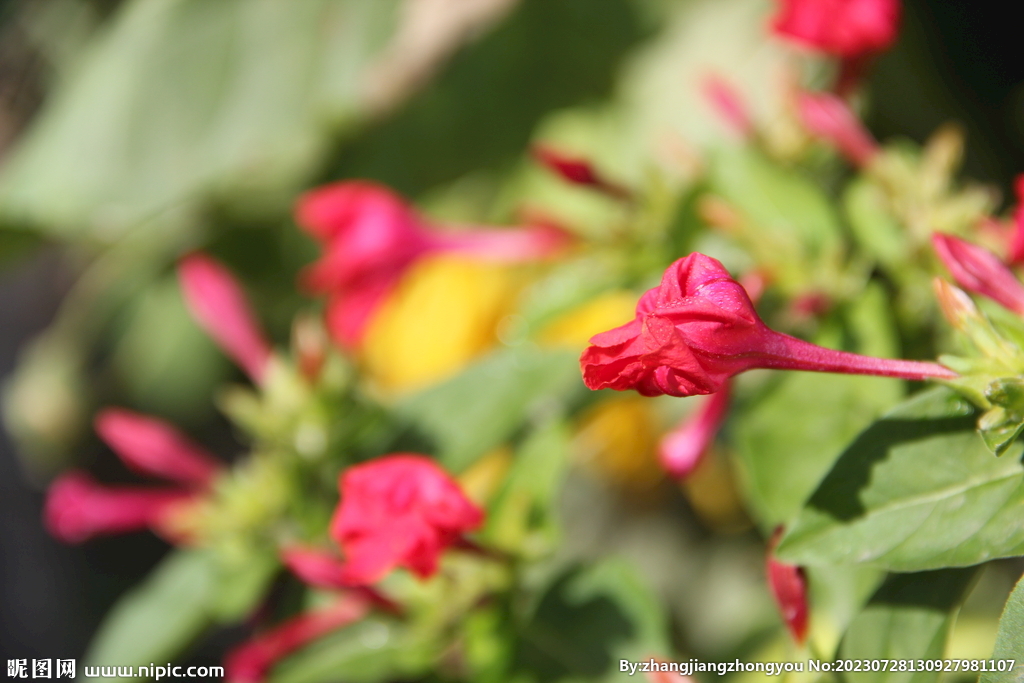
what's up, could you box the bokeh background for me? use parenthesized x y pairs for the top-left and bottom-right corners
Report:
(2, 0), (1024, 671)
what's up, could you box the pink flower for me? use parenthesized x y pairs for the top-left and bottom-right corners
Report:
(329, 454), (483, 584)
(179, 253), (273, 384)
(766, 529), (809, 644)
(44, 408), (222, 544)
(44, 472), (194, 544)
(932, 233), (1024, 315)
(296, 181), (572, 349)
(580, 253), (956, 397)
(94, 408), (221, 488)
(224, 593), (370, 683)
(701, 75), (754, 140)
(771, 0), (901, 59)
(658, 383), (731, 479)
(797, 92), (879, 168)
(531, 145), (630, 198)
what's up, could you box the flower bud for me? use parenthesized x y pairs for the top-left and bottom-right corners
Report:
(932, 233), (1024, 315)
(766, 528), (809, 644)
(179, 253), (273, 384)
(797, 92), (879, 168)
(658, 384), (730, 479)
(94, 408), (222, 488)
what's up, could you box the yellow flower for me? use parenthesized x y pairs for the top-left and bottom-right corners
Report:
(538, 291), (639, 348)
(361, 255), (520, 393)
(574, 396), (662, 491)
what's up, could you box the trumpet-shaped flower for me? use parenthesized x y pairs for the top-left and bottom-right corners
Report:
(797, 92), (879, 168)
(932, 233), (1024, 315)
(1004, 175), (1024, 265)
(580, 253), (955, 397)
(329, 454), (484, 584)
(179, 253), (273, 384)
(771, 0), (900, 58)
(766, 529), (809, 644)
(296, 181), (570, 349)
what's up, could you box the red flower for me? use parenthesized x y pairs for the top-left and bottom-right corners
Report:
(329, 454), (483, 584)
(797, 92), (879, 168)
(179, 253), (273, 384)
(224, 593), (370, 683)
(296, 181), (571, 349)
(766, 529), (809, 644)
(658, 383), (731, 479)
(933, 233), (1024, 315)
(44, 409), (221, 544)
(580, 253), (955, 397)
(771, 0), (900, 58)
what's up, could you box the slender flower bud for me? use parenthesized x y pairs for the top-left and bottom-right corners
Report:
(224, 594), (370, 683)
(44, 471), (194, 544)
(94, 408), (222, 488)
(701, 75), (754, 139)
(933, 278), (979, 332)
(771, 0), (901, 59)
(580, 253), (956, 397)
(797, 92), (879, 168)
(932, 233), (1024, 315)
(330, 454), (484, 584)
(296, 181), (573, 349)
(531, 145), (630, 199)
(658, 384), (731, 479)
(179, 253), (273, 384)
(766, 528), (809, 644)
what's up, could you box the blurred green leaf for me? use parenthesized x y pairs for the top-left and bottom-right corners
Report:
(397, 346), (583, 473)
(0, 0), (404, 238)
(270, 617), (436, 683)
(84, 550), (216, 682)
(981, 573), (1024, 683)
(806, 564), (885, 658)
(484, 418), (570, 553)
(840, 568), (977, 683)
(512, 559), (668, 683)
(712, 147), (843, 258)
(778, 387), (1024, 571)
(209, 551), (280, 623)
(843, 177), (907, 268)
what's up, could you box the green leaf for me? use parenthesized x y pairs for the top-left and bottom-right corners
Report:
(734, 295), (902, 528)
(84, 551), (217, 682)
(981, 573), (1024, 683)
(397, 346), (583, 473)
(0, 0), (402, 238)
(840, 568), (977, 683)
(209, 551), (280, 623)
(512, 559), (668, 683)
(269, 617), (436, 683)
(484, 419), (571, 553)
(843, 177), (907, 268)
(778, 387), (1024, 571)
(712, 147), (843, 259)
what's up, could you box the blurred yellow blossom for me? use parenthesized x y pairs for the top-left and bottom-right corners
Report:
(361, 255), (520, 393)
(574, 396), (662, 491)
(538, 291), (639, 348)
